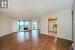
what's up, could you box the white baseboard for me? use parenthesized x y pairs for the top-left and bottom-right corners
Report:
(0, 32), (17, 37)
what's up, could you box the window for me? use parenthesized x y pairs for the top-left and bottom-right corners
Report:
(18, 20), (29, 31)
(19, 21), (24, 31)
(32, 21), (37, 29)
(24, 22), (29, 28)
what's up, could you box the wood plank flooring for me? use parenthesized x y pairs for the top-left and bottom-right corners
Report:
(0, 30), (73, 50)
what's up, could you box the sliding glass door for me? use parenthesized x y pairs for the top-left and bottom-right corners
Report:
(32, 21), (37, 30)
(24, 21), (29, 30)
(18, 20), (29, 31)
(19, 21), (24, 31)
(18, 20), (38, 31)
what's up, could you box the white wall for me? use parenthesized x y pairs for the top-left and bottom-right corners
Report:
(12, 18), (18, 32)
(0, 14), (13, 37)
(40, 9), (72, 40)
(73, 0), (75, 49)
(0, 14), (1, 34)
(40, 15), (48, 35)
(73, 9), (75, 50)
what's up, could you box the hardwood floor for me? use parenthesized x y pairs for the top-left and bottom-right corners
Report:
(0, 30), (73, 50)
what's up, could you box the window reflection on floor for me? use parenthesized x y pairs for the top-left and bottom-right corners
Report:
(17, 32), (29, 43)
(17, 30), (39, 43)
(32, 30), (39, 42)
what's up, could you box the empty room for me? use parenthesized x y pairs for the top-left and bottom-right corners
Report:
(0, 0), (75, 50)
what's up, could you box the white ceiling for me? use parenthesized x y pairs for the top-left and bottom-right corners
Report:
(0, 0), (73, 17)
